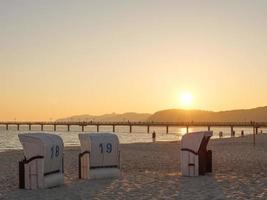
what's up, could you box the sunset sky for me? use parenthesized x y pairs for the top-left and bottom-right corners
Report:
(1, 1), (267, 121)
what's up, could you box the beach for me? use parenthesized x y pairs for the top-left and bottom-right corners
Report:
(0, 134), (266, 200)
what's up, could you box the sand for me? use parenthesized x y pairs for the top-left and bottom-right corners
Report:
(0, 134), (266, 200)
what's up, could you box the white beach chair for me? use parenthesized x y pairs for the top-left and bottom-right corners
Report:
(181, 131), (213, 176)
(18, 133), (64, 189)
(78, 133), (120, 179)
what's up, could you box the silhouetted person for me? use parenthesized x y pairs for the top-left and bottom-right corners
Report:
(152, 131), (156, 142)
(241, 130), (244, 137)
(219, 131), (223, 138)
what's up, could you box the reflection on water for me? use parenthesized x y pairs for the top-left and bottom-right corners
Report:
(0, 125), (265, 152)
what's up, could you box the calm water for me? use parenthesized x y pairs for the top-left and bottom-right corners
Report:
(0, 125), (265, 152)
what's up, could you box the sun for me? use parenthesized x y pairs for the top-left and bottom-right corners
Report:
(179, 92), (193, 109)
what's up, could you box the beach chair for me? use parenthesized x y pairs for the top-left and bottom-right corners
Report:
(78, 133), (120, 179)
(181, 131), (213, 176)
(18, 133), (64, 189)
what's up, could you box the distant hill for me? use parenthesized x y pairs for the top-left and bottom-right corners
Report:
(56, 106), (267, 122)
(56, 112), (151, 122)
(147, 106), (267, 122)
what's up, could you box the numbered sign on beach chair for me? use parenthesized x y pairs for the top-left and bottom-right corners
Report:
(181, 131), (213, 176)
(78, 133), (120, 179)
(18, 133), (64, 189)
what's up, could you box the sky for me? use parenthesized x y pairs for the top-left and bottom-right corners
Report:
(1, 0), (267, 121)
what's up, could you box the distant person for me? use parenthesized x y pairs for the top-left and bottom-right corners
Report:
(241, 130), (244, 137)
(152, 131), (156, 142)
(219, 131), (223, 138)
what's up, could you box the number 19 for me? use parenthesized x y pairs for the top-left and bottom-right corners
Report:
(99, 143), (112, 154)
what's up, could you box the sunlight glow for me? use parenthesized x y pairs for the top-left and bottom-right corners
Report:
(179, 92), (193, 109)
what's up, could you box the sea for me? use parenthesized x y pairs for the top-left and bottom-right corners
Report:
(0, 125), (266, 152)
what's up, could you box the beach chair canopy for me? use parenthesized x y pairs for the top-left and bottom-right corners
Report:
(181, 131), (213, 154)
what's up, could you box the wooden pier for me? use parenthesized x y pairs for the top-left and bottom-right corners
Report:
(0, 121), (266, 135)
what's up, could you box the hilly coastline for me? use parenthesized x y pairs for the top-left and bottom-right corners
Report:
(148, 106), (267, 122)
(56, 112), (151, 122)
(57, 106), (267, 122)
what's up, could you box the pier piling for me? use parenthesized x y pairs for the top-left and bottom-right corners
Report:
(253, 127), (256, 146)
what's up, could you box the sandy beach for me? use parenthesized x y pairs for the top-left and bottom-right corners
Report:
(0, 134), (266, 200)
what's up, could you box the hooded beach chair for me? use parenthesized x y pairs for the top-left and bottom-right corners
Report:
(181, 131), (213, 176)
(78, 133), (120, 179)
(18, 133), (64, 189)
